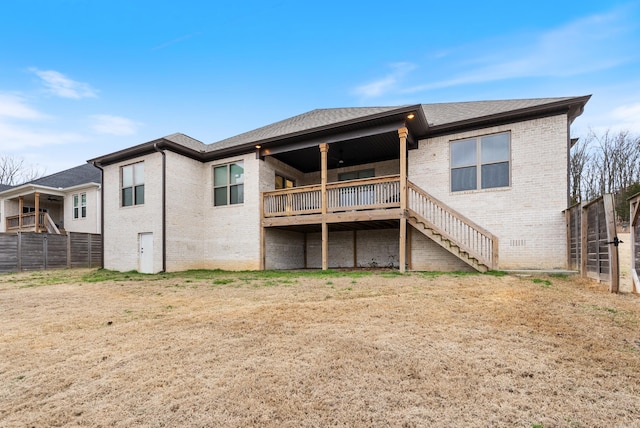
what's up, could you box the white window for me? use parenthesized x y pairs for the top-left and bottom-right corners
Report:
(451, 132), (510, 192)
(214, 162), (244, 206)
(122, 162), (144, 207)
(73, 193), (87, 219)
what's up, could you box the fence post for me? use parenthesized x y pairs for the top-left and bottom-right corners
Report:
(67, 233), (72, 268)
(580, 203), (587, 278)
(43, 234), (48, 269)
(603, 194), (619, 293)
(88, 233), (93, 268)
(17, 232), (22, 272)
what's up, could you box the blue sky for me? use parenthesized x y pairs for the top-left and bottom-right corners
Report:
(1, 0), (639, 175)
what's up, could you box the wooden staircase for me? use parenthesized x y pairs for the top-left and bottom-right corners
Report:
(407, 181), (498, 272)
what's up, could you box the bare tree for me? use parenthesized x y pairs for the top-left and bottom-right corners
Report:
(570, 128), (640, 222)
(0, 155), (46, 185)
(569, 137), (591, 204)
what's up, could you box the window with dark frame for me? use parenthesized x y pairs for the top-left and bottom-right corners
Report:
(338, 169), (375, 181)
(121, 162), (145, 207)
(214, 161), (244, 206)
(450, 132), (510, 192)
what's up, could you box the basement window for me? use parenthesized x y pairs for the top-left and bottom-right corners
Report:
(450, 132), (510, 192)
(122, 162), (145, 207)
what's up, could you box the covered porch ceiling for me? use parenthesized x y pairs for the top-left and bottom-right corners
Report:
(257, 111), (424, 174)
(2, 188), (65, 205)
(270, 129), (405, 173)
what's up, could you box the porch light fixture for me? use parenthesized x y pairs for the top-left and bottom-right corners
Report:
(407, 113), (415, 120)
(255, 145), (261, 149)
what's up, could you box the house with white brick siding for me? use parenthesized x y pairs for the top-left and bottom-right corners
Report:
(89, 96), (590, 274)
(0, 164), (102, 235)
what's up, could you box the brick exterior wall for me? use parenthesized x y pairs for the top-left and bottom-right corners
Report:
(264, 229), (305, 269)
(164, 152), (206, 271)
(410, 231), (474, 272)
(305, 229), (399, 269)
(201, 153), (262, 270)
(408, 114), (570, 270)
(100, 112), (571, 273)
(103, 153), (163, 273)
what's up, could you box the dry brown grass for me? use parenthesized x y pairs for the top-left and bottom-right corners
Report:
(1, 268), (639, 427)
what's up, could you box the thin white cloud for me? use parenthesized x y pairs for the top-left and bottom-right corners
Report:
(152, 32), (202, 51)
(606, 103), (640, 134)
(0, 93), (46, 120)
(397, 6), (637, 94)
(90, 114), (141, 136)
(352, 62), (417, 98)
(0, 121), (85, 150)
(353, 6), (639, 98)
(29, 68), (98, 99)
(0, 92), (86, 150)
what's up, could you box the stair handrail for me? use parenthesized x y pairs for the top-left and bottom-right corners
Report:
(407, 181), (498, 269)
(43, 212), (61, 234)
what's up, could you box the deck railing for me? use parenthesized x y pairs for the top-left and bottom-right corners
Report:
(5, 212), (60, 234)
(263, 175), (401, 217)
(407, 181), (498, 269)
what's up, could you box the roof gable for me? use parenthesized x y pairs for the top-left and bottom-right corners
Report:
(420, 97), (581, 127)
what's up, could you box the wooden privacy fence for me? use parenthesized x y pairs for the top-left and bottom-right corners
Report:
(565, 194), (619, 292)
(631, 192), (640, 293)
(0, 232), (102, 273)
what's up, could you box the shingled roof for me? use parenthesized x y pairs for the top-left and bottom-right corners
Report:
(26, 164), (101, 189)
(90, 95), (589, 166)
(420, 97), (580, 127)
(210, 106), (404, 151)
(204, 96), (586, 150)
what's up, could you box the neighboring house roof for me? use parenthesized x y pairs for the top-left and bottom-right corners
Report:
(89, 95), (590, 166)
(28, 164), (101, 188)
(0, 164), (101, 197)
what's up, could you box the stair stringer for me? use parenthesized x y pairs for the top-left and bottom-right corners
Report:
(407, 210), (490, 273)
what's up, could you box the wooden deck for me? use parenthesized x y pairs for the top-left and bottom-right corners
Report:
(262, 175), (402, 227)
(261, 175), (498, 271)
(5, 212), (61, 234)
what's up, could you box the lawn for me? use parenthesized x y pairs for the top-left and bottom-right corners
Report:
(1, 269), (639, 427)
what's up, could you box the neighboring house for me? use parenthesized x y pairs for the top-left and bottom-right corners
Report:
(90, 96), (590, 274)
(0, 164), (102, 234)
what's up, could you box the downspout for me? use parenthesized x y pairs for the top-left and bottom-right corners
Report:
(153, 143), (167, 272)
(90, 161), (105, 269)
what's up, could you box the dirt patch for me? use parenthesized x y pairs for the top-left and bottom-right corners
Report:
(1, 269), (639, 427)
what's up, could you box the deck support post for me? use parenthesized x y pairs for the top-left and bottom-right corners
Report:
(398, 127), (408, 273)
(320, 143), (329, 270)
(260, 192), (265, 270)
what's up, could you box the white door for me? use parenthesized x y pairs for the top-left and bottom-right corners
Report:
(139, 233), (154, 274)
